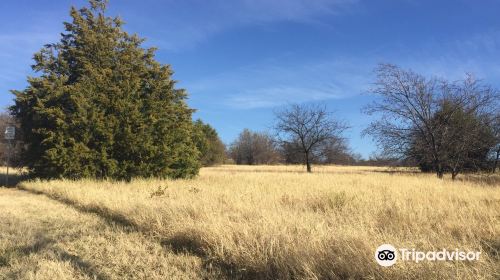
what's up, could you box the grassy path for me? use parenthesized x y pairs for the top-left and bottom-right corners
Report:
(0, 188), (212, 280)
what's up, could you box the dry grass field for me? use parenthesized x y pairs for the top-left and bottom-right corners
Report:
(1, 165), (499, 279)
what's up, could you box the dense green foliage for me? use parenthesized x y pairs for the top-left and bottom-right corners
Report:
(192, 119), (226, 166)
(10, 0), (200, 180)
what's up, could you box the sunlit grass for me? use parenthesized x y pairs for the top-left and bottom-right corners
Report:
(13, 165), (500, 279)
(0, 188), (207, 280)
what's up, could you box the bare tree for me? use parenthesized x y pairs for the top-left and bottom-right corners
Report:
(489, 113), (500, 173)
(279, 136), (356, 165)
(319, 137), (358, 165)
(229, 129), (280, 165)
(274, 104), (348, 172)
(280, 140), (304, 164)
(364, 64), (498, 178)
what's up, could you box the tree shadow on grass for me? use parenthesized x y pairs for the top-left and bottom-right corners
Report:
(370, 170), (421, 175)
(160, 232), (262, 280)
(0, 236), (54, 267)
(18, 186), (140, 231)
(55, 248), (109, 280)
(0, 170), (28, 188)
(480, 238), (499, 261)
(0, 234), (109, 280)
(372, 170), (500, 186)
(457, 174), (500, 186)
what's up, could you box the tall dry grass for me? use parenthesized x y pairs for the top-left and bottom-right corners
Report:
(0, 188), (208, 280)
(17, 165), (500, 279)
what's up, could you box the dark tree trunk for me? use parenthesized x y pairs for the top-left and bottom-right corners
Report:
(494, 149), (499, 173)
(451, 161), (461, 180)
(435, 161), (444, 179)
(305, 151), (312, 173)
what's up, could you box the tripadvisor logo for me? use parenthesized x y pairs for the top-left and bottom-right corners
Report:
(375, 244), (481, 267)
(375, 244), (397, 267)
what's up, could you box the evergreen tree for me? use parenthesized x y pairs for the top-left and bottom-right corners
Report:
(10, 0), (200, 180)
(192, 119), (226, 166)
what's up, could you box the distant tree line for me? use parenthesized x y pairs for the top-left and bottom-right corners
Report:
(227, 126), (391, 169)
(228, 105), (355, 171)
(228, 127), (366, 167)
(228, 129), (280, 165)
(227, 65), (500, 179)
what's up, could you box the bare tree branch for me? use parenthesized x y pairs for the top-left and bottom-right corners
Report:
(274, 103), (348, 172)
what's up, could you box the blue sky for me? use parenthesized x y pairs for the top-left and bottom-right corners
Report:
(1, 0), (500, 158)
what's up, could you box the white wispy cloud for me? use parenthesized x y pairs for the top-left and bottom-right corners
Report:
(185, 28), (500, 110)
(185, 56), (372, 109)
(132, 0), (359, 51)
(227, 86), (343, 109)
(225, 0), (357, 23)
(393, 30), (500, 82)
